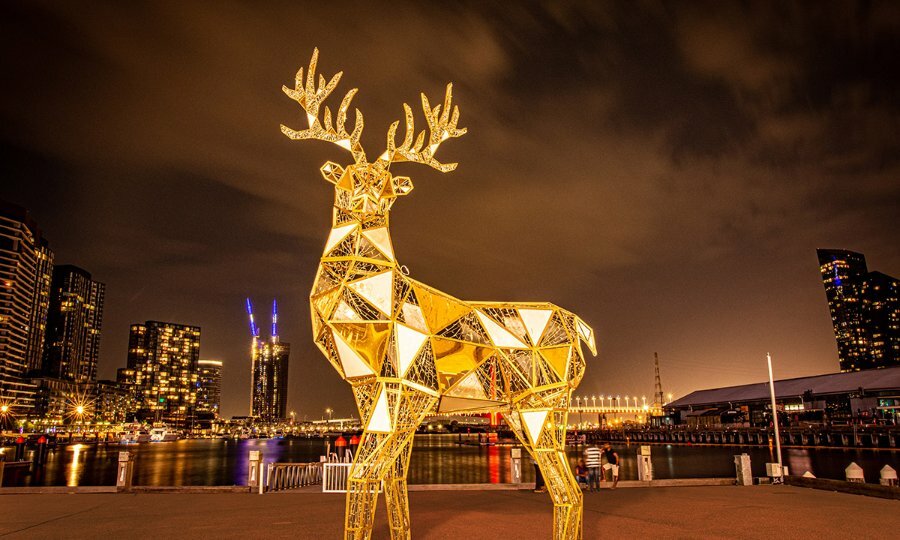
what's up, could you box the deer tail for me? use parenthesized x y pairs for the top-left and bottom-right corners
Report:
(574, 316), (597, 356)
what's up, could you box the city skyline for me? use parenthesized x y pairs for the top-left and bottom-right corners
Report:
(2, 3), (899, 419)
(817, 249), (899, 372)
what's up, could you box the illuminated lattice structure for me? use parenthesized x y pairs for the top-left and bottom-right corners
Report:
(282, 49), (597, 540)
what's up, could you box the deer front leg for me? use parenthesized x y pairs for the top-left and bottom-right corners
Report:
(344, 431), (385, 540)
(346, 382), (436, 539)
(383, 433), (415, 540)
(380, 389), (436, 539)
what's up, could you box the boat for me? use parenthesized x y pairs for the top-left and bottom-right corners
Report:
(149, 427), (180, 442)
(119, 425), (151, 444)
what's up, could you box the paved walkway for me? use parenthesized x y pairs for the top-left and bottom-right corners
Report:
(1, 485), (897, 538)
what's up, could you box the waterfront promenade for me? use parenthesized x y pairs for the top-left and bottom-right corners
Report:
(2, 485), (897, 538)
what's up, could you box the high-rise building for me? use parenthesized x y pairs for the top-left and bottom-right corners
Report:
(196, 359), (223, 418)
(42, 265), (105, 382)
(247, 299), (289, 420)
(0, 200), (54, 412)
(94, 379), (130, 424)
(861, 271), (899, 367)
(127, 321), (201, 426)
(818, 249), (900, 371)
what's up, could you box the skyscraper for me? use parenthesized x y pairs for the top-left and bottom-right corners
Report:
(247, 299), (289, 420)
(861, 271), (899, 367)
(0, 200), (54, 411)
(42, 265), (105, 382)
(127, 320), (201, 426)
(818, 249), (899, 371)
(196, 359), (223, 418)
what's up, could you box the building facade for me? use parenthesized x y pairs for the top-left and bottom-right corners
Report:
(247, 299), (289, 421)
(667, 366), (900, 427)
(817, 249), (899, 371)
(94, 379), (131, 424)
(127, 321), (201, 426)
(0, 200), (54, 412)
(196, 359), (223, 418)
(251, 339), (290, 420)
(42, 265), (105, 382)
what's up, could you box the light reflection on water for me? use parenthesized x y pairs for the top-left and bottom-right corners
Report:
(67, 444), (83, 487)
(2, 435), (897, 487)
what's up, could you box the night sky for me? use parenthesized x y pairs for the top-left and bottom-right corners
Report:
(2, 2), (898, 419)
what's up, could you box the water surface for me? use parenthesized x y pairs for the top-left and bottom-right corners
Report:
(2, 435), (896, 487)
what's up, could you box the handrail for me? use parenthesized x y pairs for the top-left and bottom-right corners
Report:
(265, 462), (323, 492)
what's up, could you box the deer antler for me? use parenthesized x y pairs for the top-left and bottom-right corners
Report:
(281, 48), (367, 164)
(380, 83), (467, 173)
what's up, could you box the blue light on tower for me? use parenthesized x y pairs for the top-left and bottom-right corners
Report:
(245, 297), (260, 338)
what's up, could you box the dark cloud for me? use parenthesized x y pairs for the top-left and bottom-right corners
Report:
(1, 1), (898, 418)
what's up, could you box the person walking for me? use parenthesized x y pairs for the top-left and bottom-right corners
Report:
(584, 442), (602, 492)
(603, 443), (619, 489)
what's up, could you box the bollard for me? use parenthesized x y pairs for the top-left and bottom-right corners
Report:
(734, 453), (752, 486)
(637, 446), (653, 481)
(116, 451), (134, 491)
(879, 465), (898, 486)
(35, 436), (47, 466)
(14, 436), (25, 461)
(349, 434), (360, 460)
(248, 450), (262, 489)
(845, 462), (864, 483)
(335, 436), (347, 462)
(510, 448), (522, 483)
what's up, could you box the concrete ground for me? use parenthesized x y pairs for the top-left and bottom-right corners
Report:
(1, 485), (897, 539)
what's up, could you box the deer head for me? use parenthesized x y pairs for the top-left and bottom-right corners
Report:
(281, 49), (466, 218)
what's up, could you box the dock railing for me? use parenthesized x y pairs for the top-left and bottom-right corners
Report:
(322, 462), (352, 492)
(265, 462), (323, 492)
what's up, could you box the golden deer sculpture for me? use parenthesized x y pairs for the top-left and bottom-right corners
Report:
(282, 49), (597, 540)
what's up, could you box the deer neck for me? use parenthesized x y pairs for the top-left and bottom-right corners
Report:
(323, 208), (398, 277)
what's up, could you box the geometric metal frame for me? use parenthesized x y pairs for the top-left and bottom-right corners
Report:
(281, 48), (597, 540)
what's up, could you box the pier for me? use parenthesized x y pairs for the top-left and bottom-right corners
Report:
(2, 485), (898, 538)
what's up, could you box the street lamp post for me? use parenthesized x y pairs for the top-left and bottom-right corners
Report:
(767, 352), (783, 483)
(325, 407), (333, 422)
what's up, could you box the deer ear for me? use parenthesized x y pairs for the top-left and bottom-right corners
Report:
(320, 161), (344, 185)
(392, 175), (414, 196)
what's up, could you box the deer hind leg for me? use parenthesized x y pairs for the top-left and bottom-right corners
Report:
(508, 402), (582, 540)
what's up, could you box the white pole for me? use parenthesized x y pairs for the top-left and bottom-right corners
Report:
(767, 352), (783, 481)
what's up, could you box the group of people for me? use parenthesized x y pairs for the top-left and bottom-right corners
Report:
(531, 442), (619, 493)
(575, 442), (618, 491)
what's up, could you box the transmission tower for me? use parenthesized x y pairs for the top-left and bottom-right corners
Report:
(653, 352), (664, 408)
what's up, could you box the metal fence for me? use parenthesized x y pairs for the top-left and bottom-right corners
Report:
(265, 462), (323, 492)
(322, 462), (352, 493)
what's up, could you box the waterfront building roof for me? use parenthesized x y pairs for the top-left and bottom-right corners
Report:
(669, 366), (900, 408)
